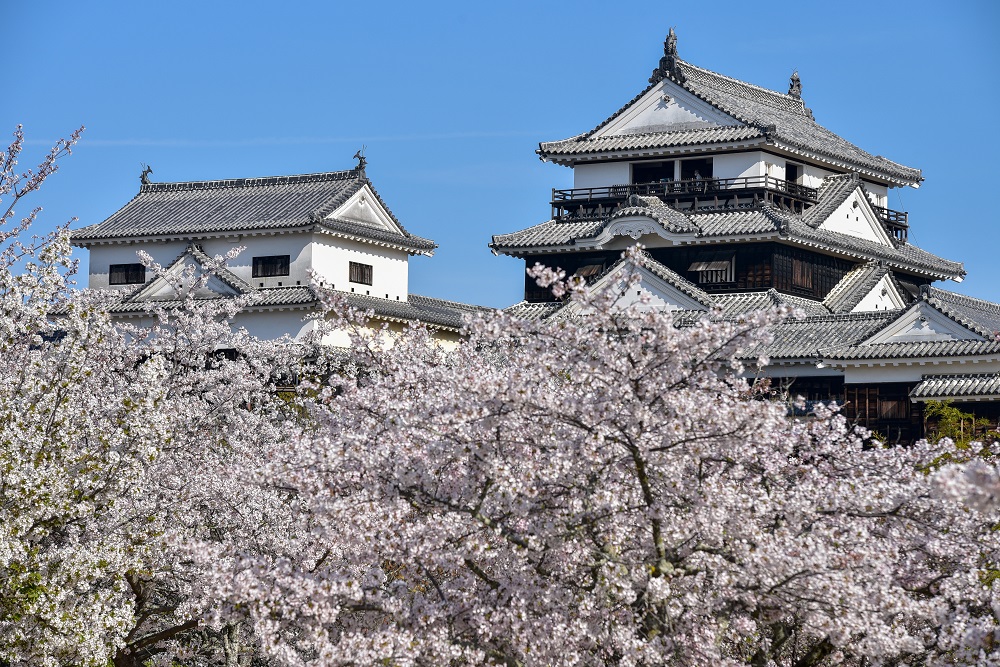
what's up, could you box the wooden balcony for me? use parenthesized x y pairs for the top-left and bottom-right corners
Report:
(551, 177), (911, 243)
(551, 176), (818, 219)
(873, 205), (909, 243)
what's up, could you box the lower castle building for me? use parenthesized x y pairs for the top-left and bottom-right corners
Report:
(71, 160), (484, 349)
(491, 30), (1000, 443)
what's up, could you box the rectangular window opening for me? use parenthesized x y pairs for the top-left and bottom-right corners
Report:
(792, 257), (813, 289)
(680, 157), (713, 180)
(252, 255), (290, 278)
(109, 263), (146, 285)
(349, 261), (373, 286)
(689, 252), (734, 284)
(632, 160), (676, 184)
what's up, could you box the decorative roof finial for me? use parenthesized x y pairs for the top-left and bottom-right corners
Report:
(353, 146), (367, 174)
(788, 70), (802, 99)
(649, 27), (686, 85)
(140, 163), (153, 185)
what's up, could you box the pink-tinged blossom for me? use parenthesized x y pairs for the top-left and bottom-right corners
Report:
(1, 127), (998, 666)
(203, 252), (999, 666)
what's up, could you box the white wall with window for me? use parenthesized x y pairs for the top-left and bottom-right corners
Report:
(310, 233), (410, 302)
(87, 235), (313, 290)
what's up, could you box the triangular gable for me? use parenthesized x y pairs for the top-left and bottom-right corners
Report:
(593, 79), (741, 138)
(326, 183), (405, 235)
(851, 273), (907, 312)
(817, 185), (894, 247)
(560, 255), (711, 317)
(864, 302), (985, 345)
(127, 246), (251, 303)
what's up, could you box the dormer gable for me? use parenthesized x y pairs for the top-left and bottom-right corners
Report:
(814, 179), (895, 247)
(592, 79), (740, 138)
(127, 245), (252, 303)
(559, 253), (712, 317)
(864, 301), (985, 345)
(326, 183), (406, 235)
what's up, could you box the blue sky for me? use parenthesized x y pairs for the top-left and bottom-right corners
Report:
(6, 1), (999, 308)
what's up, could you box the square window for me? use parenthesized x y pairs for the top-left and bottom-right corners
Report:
(109, 263), (146, 285)
(349, 261), (373, 286)
(252, 255), (290, 278)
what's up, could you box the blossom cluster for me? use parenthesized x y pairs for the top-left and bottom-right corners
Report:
(1, 129), (998, 666)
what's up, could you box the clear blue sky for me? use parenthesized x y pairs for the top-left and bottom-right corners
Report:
(6, 1), (999, 308)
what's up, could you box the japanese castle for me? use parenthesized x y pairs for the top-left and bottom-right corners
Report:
(73, 29), (1000, 442)
(491, 29), (1000, 442)
(71, 159), (483, 348)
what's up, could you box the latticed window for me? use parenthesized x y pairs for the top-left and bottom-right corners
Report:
(689, 252), (734, 284)
(349, 261), (373, 286)
(792, 258), (813, 289)
(252, 255), (290, 278)
(109, 263), (146, 285)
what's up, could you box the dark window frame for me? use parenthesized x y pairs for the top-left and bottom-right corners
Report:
(109, 263), (146, 285)
(252, 255), (290, 278)
(349, 261), (373, 286)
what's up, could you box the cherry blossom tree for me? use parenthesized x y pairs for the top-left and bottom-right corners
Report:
(2, 125), (997, 666)
(0, 127), (301, 666)
(213, 258), (1000, 666)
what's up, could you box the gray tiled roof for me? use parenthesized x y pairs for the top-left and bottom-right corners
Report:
(742, 311), (898, 360)
(925, 288), (1000, 338)
(714, 289), (829, 318)
(910, 374), (1000, 400)
(110, 286), (485, 330)
(539, 125), (766, 156)
(504, 301), (564, 321)
(109, 285), (321, 313)
(801, 173), (864, 229)
(822, 339), (1000, 361)
(539, 59), (922, 185)
(822, 260), (891, 313)
(491, 198), (962, 279)
(342, 292), (490, 330)
(72, 170), (436, 253)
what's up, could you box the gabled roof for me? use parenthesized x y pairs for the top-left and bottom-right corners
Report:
(338, 292), (490, 331)
(819, 295), (1000, 362)
(822, 260), (894, 313)
(924, 287), (1000, 339)
(714, 289), (830, 318)
(72, 169), (437, 254)
(490, 194), (963, 280)
(741, 311), (899, 361)
(537, 43), (922, 185)
(104, 244), (484, 330)
(910, 374), (1000, 401)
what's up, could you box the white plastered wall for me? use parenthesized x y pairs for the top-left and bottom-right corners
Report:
(852, 274), (906, 312)
(86, 234), (314, 290)
(232, 310), (317, 341)
(573, 162), (631, 189)
(842, 359), (1000, 384)
(818, 189), (893, 246)
(310, 233), (409, 302)
(714, 151), (764, 180)
(862, 181), (888, 208)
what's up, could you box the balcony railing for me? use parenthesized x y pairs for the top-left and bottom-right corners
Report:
(872, 205), (909, 243)
(552, 175), (818, 219)
(551, 177), (911, 243)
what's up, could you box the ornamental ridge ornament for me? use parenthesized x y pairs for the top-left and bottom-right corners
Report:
(788, 70), (802, 99)
(649, 27), (686, 85)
